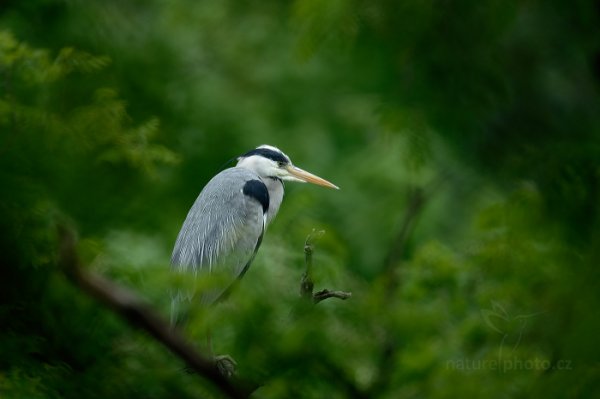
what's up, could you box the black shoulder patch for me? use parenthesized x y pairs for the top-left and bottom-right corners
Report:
(242, 179), (269, 213)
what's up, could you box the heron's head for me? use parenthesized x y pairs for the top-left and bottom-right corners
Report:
(236, 145), (339, 189)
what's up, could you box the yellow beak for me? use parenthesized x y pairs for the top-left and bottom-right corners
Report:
(285, 165), (339, 189)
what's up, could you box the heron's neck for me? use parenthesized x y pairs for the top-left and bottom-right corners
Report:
(262, 177), (284, 226)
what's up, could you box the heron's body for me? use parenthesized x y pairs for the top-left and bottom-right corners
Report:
(170, 145), (337, 311)
(171, 167), (283, 302)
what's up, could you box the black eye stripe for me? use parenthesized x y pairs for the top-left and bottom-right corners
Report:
(240, 148), (289, 164)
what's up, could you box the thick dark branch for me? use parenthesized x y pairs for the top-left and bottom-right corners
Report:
(57, 226), (257, 399)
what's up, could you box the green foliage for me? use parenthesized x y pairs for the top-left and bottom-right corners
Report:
(1, 1), (599, 398)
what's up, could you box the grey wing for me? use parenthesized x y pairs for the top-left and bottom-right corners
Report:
(171, 167), (266, 280)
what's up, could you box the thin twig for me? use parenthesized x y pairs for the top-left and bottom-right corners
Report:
(382, 176), (446, 295)
(369, 176), (446, 396)
(313, 289), (352, 303)
(57, 225), (257, 399)
(383, 186), (426, 272)
(301, 229), (351, 303)
(300, 230), (320, 299)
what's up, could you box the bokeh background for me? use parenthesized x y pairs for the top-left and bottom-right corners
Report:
(1, 1), (599, 398)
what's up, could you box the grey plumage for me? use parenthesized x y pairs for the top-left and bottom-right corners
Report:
(169, 145), (337, 321)
(171, 168), (282, 305)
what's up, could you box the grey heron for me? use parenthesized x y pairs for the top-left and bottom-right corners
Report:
(170, 144), (338, 319)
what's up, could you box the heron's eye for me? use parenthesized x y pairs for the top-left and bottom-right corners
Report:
(277, 161), (286, 167)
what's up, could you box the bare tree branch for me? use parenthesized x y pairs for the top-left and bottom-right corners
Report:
(313, 289), (352, 303)
(300, 229), (352, 303)
(57, 225), (258, 399)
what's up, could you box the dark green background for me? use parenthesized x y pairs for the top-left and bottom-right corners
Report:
(1, 1), (598, 397)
